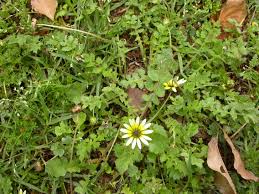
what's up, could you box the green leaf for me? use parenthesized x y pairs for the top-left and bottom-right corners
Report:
(186, 123), (199, 137)
(51, 143), (65, 157)
(0, 175), (12, 194)
(148, 69), (160, 81)
(67, 161), (81, 173)
(73, 112), (86, 128)
(121, 186), (134, 194)
(149, 135), (169, 154)
(154, 83), (165, 97)
(149, 124), (169, 154)
(54, 122), (72, 136)
(76, 140), (91, 162)
(81, 95), (103, 111)
(127, 165), (140, 178)
(74, 177), (90, 194)
(180, 151), (204, 168)
(45, 158), (68, 177)
(114, 145), (143, 174)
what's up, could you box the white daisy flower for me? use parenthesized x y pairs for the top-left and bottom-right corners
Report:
(120, 117), (153, 150)
(19, 189), (26, 194)
(163, 76), (186, 92)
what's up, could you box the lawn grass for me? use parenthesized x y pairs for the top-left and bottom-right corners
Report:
(0, 0), (258, 193)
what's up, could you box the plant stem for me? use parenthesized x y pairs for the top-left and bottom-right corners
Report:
(230, 123), (247, 139)
(148, 92), (172, 123)
(36, 24), (109, 42)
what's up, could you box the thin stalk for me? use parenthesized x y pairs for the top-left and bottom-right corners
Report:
(90, 129), (120, 184)
(148, 92), (172, 123)
(230, 123), (247, 139)
(69, 126), (79, 194)
(36, 24), (109, 42)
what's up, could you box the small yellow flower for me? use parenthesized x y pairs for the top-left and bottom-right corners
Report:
(120, 117), (153, 150)
(252, 22), (258, 27)
(19, 189), (26, 194)
(163, 77), (186, 92)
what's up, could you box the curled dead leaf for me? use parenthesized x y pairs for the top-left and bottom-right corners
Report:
(207, 137), (237, 194)
(219, 0), (247, 30)
(224, 130), (259, 182)
(31, 0), (58, 21)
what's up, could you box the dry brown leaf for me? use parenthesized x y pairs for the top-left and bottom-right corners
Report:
(219, 0), (247, 29)
(127, 88), (145, 110)
(31, 0), (58, 21)
(224, 131), (259, 182)
(207, 137), (237, 194)
(214, 172), (236, 194)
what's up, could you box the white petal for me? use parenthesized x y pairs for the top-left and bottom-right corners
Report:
(140, 136), (149, 145)
(120, 128), (128, 133)
(131, 138), (137, 149)
(172, 87), (177, 92)
(177, 79), (186, 85)
(136, 139), (142, 149)
(175, 76), (179, 81)
(122, 134), (130, 138)
(143, 130), (153, 134)
(142, 135), (152, 141)
(141, 119), (146, 126)
(126, 137), (133, 146)
(123, 124), (130, 129)
(136, 117), (140, 125)
(144, 123), (151, 129)
(129, 119), (135, 126)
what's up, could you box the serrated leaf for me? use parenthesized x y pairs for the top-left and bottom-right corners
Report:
(54, 122), (72, 136)
(67, 161), (81, 173)
(149, 134), (169, 154)
(76, 140), (91, 162)
(186, 123), (199, 137)
(75, 177), (90, 194)
(114, 145), (142, 174)
(149, 125), (169, 154)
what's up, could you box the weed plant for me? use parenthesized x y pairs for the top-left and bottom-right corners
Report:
(0, 0), (258, 193)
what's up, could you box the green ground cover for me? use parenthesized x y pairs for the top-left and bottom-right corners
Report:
(0, 0), (258, 193)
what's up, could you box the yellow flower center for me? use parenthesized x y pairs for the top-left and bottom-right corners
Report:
(130, 124), (142, 138)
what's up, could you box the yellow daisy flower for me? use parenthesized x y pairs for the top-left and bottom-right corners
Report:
(120, 117), (153, 150)
(163, 76), (186, 92)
